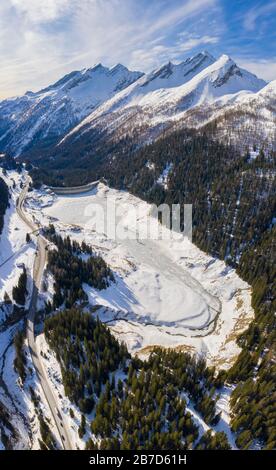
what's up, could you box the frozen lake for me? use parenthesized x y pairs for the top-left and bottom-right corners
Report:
(26, 183), (254, 367)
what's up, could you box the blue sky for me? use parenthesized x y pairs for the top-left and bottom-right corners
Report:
(0, 0), (275, 98)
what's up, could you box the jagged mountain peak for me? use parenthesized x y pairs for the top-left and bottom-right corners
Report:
(135, 50), (216, 91)
(85, 63), (109, 75)
(199, 50), (216, 59)
(91, 53), (265, 116)
(39, 63), (142, 95)
(152, 61), (174, 78)
(208, 54), (267, 91)
(0, 51), (273, 158)
(63, 52), (269, 148)
(182, 50), (216, 65)
(0, 62), (143, 155)
(39, 69), (82, 94)
(110, 63), (131, 73)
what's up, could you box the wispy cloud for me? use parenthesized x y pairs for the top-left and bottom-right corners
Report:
(237, 57), (276, 82)
(130, 35), (219, 71)
(0, 0), (275, 99)
(243, 1), (276, 31)
(0, 0), (219, 98)
(9, 0), (72, 23)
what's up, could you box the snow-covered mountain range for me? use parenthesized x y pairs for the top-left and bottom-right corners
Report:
(0, 51), (275, 157)
(0, 64), (143, 155)
(62, 52), (273, 150)
(70, 53), (265, 127)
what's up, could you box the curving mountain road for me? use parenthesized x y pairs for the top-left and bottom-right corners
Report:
(17, 177), (73, 450)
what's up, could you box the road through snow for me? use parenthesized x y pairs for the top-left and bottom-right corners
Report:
(17, 178), (73, 450)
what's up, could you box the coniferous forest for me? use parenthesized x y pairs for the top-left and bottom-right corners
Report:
(44, 225), (114, 309)
(0, 176), (9, 237)
(97, 131), (276, 450)
(44, 308), (230, 450)
(43, 228), (232, 449)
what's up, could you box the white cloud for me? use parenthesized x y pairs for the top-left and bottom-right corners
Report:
(0, 0), (219, 98)
(243, 1), (276, 31)
(9, 0), (72, 23)
(129, 35), (219, 71)
(237, 58), (276, 82)
(135, 0), (216, 38)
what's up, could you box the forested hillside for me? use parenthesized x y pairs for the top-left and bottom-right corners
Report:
(43, 225), (114, 309)
(45, 308), (230, 450)
(98, 131), (275, 449)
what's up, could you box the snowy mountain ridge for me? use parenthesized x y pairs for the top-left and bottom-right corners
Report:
(0, 50), (274, 157)
(0, 63), (143, 155)
(175, 77), (276, 151)
(61, 52), (270, 149)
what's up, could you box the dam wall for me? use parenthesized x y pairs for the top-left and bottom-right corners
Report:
(48, 180), (100, 195)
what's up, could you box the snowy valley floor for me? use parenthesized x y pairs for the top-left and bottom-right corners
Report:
(26, 182), (254, 369)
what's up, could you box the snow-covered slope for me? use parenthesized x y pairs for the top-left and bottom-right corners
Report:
(0, 64), (143, 155)
(63, 53), (267, 143)
(178, 78), (276, 150)
(0, 169), (62, 450)
(128, 50), (216, 92)
(1, 51), (273, 158)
